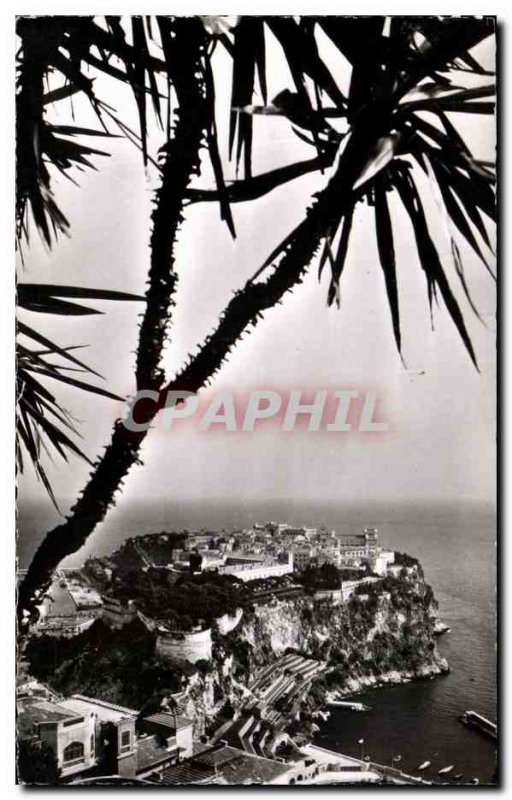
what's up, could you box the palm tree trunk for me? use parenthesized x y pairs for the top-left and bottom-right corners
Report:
(136, 17), (208, 391)
(17, 17), (208, 625)
(18, 96), (391, 625)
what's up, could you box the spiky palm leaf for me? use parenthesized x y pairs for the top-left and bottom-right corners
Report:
(16, 16), (112, 247)
(16, 15), (237, 246)
(211, 16), (496, 364)
(17, 285), (144, 506)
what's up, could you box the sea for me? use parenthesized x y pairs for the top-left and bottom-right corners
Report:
(17, 498), (497, 784)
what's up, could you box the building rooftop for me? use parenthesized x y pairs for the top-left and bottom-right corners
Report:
(60, 695), (137, 722)
(142, 712), (192, 732)
(135, 735), (177, 773)
(155, 744), (292, 785)
(35, 616), (95, 631)
(192, 741), (212, 757)
(157, 762), (216, 785)
(194, 746), (243, 768)
(67, 584), (103, 609)
(17, 698), (80, 738)
(192, 745), (291, 785)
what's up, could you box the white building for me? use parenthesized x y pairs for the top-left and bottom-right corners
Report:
(17, 697), (98, 778)
(219, 552), (294, 582)
(368, 549), (395, 576)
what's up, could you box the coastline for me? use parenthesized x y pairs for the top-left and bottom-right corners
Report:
(312, 658), (496, 785)
(325, 659), (450, 700)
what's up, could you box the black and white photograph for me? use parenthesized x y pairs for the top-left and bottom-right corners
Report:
(14, 11), (497, 787)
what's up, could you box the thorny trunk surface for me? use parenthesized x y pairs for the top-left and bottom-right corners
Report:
(18, 17), (208, 623)
(18, 95), (392, 625)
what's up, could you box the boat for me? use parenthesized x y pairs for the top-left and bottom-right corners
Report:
(417, 761), (431, 771)
(438, 765), (454, 775)
(459, 710), (497, 740)
(327, 700), (370, 711)
(433, 619), (451, 636)
(452, 774), (464, 781)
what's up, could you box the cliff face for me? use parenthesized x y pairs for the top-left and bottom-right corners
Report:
(236, 568), (445, 671)
(175, 567), (448, 733)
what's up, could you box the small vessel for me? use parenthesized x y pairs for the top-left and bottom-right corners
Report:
(438, 765), (454, 775)
(418, 761), (431, 771)
(459, 710), (497, 740)
(327, 700), (370, 711)
(452, 774), (464, 781)
(433, 619), (451, 636)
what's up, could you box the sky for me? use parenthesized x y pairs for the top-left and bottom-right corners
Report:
(16, 23), (496, 524)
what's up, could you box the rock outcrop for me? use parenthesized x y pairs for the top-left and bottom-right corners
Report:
(172, 565), (448, 734)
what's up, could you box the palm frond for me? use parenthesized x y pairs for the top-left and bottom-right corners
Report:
(266, 17), (347, 118)
(17, 344), (93, 512)
(103, 15), (163, 165)
(401, 111), (496, 277)
(228, 17), (266, 177)
(18, 284), (146, 315)
(327, 202), (356, 309)
(317, 16), (388, 110)
(186, 150), (336, 204)
(391, 162), (479, 368)
(227, 17), (347, 176)
(15, 14), (166, 246)
(374, 176), (401, 354)
(204, 56), (236, 238)
(16, 285), (145, 504)
(16, 103), (115, 247)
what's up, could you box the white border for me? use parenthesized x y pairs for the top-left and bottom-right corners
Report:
(1, 1), (506, 15)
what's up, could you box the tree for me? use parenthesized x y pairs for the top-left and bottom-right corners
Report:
(17, 739), (60, 785)
(16, 16), (496, 624)
(136, 689), (181, 734)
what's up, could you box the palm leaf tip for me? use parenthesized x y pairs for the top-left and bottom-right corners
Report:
(18, 284), (147, 316)
(204, 57), (236, 238)
(326, 204), (356, 309)
(393, 166), (479, 370)
(374, 178), (401, 355)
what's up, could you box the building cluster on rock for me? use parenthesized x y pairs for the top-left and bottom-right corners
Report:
(30, 524), (399, 671)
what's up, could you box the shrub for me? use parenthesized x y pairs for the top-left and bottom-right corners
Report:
(17, 740), (59, 785)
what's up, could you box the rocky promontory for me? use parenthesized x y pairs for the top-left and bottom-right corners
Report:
(26, 555), (448, 745)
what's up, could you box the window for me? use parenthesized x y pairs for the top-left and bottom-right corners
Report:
(63, 717), (84, 727)
(63, 742), (84, 764)
(90, 735), (94, 753)
(120, 730), (131, 751)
